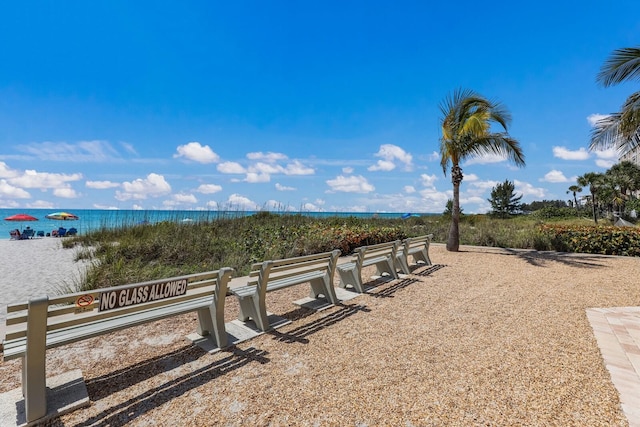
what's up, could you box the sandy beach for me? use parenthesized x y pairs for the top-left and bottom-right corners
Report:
(0, 238), (90, 339)
(0, 243), (638, 425)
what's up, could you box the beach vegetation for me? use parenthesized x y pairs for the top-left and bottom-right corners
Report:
(488, 180), (523, 218)
(61, 209), (640, 293)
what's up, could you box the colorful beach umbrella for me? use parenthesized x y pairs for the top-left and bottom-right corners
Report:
(4, 213), (39, 222)
(45, 211), (79, 221)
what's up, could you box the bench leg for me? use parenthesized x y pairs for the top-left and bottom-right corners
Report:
(195, 298), (228, 348)
(374, 259), (398, 280)
(412, 248), (431, 266)
(309, 276), (339, 304)
(237, 295), (270, 332)
(395, 254), (411, 274)
(24, 296), (49, 423)
(337, 267), (363, 293)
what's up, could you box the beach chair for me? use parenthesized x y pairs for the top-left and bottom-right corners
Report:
(9, 229), (20, 240)
(21, 228), (35, 239)
(67, 227), (78, 236)
(57, 227), (67, 237)
(36, 230), (45, 238)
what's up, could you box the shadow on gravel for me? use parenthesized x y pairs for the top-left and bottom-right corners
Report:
(269, 304), (371, 344)
(463, 247), (611, 269)
(51, 346), (269, 427)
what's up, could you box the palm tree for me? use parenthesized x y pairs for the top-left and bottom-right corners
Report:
(439, 88), (525, 251)
(577, 172), (604, 223)
(590, 46), (640, 152)
(566, 184), (582, 209)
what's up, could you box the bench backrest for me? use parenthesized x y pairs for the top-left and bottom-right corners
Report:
(4, 268), (234, 343)
(246, 250), (341, 288)
(355, 240), (399, 261)
(401, 234), (432, 251)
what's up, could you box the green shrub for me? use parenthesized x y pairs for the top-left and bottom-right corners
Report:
(538, 224), (640, 256)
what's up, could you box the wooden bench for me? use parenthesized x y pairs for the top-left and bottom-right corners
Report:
(395, 234), (434, 274)
(1, 268), (233, 424)
(230, 250), (341, 332)
(337, 240), (400, 293)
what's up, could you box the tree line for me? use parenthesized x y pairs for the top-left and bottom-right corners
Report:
(483, 159), (640, 222)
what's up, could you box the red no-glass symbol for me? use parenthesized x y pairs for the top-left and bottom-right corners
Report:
(76, 294), (94, 307)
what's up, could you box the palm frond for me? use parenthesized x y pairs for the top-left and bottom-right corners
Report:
(597, 46), (640, 87)
(590, 112), (640, 153)
(462, 134), (525, 167)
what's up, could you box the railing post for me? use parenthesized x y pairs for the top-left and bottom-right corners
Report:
(24, 296), (49, 423)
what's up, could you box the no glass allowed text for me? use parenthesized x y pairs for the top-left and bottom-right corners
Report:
(99, 279), (188, 311)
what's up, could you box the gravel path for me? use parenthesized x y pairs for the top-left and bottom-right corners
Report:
(1, 244), (636, 426)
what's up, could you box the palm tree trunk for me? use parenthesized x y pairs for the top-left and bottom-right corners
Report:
(591, 190), (598, 224)
(447, 165), (462, 252)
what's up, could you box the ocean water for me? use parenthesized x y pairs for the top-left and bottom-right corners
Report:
(0, 209), (432, 240)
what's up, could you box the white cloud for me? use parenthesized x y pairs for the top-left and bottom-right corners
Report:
(120, 141), (137, 155)
(587, 113), (610, 127)
(468, 180), (500, 194)
(217, 162), (246, 174)
(301, 202), (323, 211)
(53, 187), (78, 198)
(197, 184), (222, 194)
(92, 204), (120, 210)
(368, 160), (396, 172)
(552, 146), (590, 160)
(0, 179), (30, 199)
(596, 159), (616, 168)
(86, 180), (120, 189)
(514, 180), (546, 198)
(420, 174), (438, 188)
(174, 193), (198, 203)
(116, 173), (172, 201)
(225, 193), (260, 210)
(174, 142), (220, 164)
(418, 187), (450, 206)
(0, 162), (19, 178)
(250, 162), (283, 174)
(9, 170), (83, 189)
(205, 200), (219, 209)
(541, 170), (572, 183)
(245, 172), (270, 183)
(275, 183), (296, 191)
(326, 175), (375, 193)
(284, 160), (314, 175)
(28, 200), (54, 209)
(465, 153), (508, 165)
(404, 185), (416, 194)
(342, 167), (354, 174)
(464, 173), (479, 182)
(247, 152), (288, 162)
(594, 147), (618, 168)
(18, 140), (120, 162)
(594, 147), (618, 160)
(428, 151), (440, 162)
(368, 144), (413, 171)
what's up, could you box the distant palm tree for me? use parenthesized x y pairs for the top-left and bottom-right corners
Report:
(577, 172), (604, 223)
(590, 46), (640, 152)
(439, 88), (525, 251)
(566, 184), (582, 209)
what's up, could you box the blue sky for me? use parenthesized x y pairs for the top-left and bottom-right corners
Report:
(0, 2), (639, 213)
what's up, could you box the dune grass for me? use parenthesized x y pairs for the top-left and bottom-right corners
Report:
(62, 212), (608, 292)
